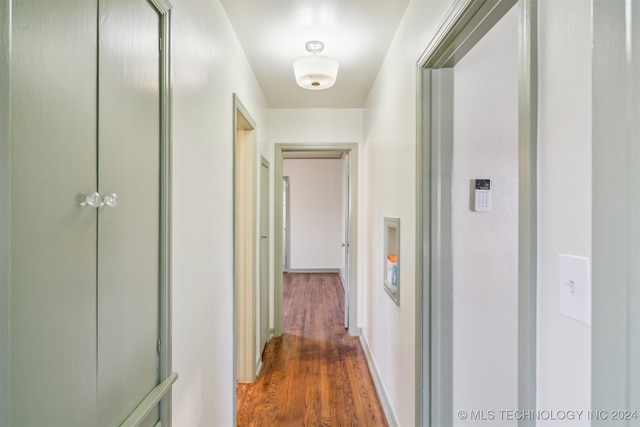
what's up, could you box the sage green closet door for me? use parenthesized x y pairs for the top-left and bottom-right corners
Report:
(10, 1), (98, 425)
(97, 0), (161, 425)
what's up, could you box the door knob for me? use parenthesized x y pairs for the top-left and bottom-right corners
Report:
(79, 192), (118, 208)
(103, 193), (118, 208)
(80, 192), (103, 208)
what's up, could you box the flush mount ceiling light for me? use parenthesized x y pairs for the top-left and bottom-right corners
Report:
(293, 40), (339, 90)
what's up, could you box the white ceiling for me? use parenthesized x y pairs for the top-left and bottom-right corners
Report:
(220, 0), (410, 109)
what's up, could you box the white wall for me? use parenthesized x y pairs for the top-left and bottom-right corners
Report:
(270, 109), (363, 145)
(451, 6), (518, 424)
(362, 0), (455, 424)
(537, 0), (592, 423)
(283, 158), (345, 270)
(171, 0), (269, 424)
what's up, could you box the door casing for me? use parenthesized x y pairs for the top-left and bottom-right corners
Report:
(273, 143), (359, 337)
(592, 0), (640, 417)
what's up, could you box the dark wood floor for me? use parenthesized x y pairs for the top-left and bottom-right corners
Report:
(236, 273), (388, 427)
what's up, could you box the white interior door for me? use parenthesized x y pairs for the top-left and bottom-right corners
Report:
(97, 0), (162, 425)
(343, 153), (350, 328)
(282, 176), (290, 272)
(259, 158), (270, 357)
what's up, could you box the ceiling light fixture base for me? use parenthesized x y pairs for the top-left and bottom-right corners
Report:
(305, 40), (325, 54)
(293, 40), (339, 91)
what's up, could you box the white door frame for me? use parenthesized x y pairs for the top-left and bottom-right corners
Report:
(273, 143), (359, 336)
(414, 0), (537, 425)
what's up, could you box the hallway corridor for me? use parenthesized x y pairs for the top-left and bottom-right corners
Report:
(236, 273), (387, 426)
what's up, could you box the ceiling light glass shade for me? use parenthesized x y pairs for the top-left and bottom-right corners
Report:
(293, 55), (339, 90)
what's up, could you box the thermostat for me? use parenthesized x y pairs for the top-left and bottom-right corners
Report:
(473, 179), (491, 212)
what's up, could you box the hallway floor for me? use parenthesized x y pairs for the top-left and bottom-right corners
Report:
(236, 273), (388, 426)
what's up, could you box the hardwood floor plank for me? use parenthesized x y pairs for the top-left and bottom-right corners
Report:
(236, 273), (388, 427)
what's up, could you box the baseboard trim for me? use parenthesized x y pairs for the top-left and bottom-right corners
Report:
(359, 333), (398, 427)
(338, 269), (346, 291)
(285, 268), (340, 274)
(255, 359), (263, 378)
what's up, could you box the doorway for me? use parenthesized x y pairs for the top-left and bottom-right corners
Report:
(415, 0), (537, 425)
(274, 144), (359, 336)
(233, 94), (258, 383)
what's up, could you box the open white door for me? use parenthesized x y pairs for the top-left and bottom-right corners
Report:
(343, 153), (350, 329)
(259, 157), (270, 362)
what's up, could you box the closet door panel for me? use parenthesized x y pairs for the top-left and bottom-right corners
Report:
(97, 0), (160, 425)
(10, 1), (98, 425)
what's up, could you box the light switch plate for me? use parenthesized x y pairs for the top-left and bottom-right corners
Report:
(559, 254), (591, 325)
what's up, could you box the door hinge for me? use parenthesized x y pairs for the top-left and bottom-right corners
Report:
(159, 37), (163, 52)
(157, 339), (161, 353)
